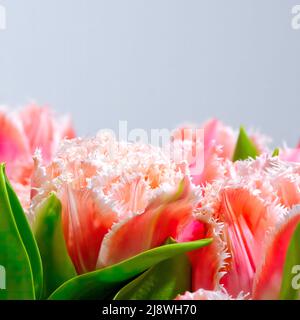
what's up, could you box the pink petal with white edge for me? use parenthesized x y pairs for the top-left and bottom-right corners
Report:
(224, 155), (300, 208)
(97, 178), (198, 267)
(176, 289), (247, 300)
(58, 186), (117, 274)
(252, 206), (300, 300)
(31, 153), (118, 274)
(31, 133), (187, 273)
(217, 188), (283, 296)
(273, 176), (300, 208)
(177, 214), (228, 292)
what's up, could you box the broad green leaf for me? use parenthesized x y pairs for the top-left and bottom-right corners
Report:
(114, 238), (191, 300)
(0, 164), (36, 299)
(280, 223), (300, 300)
(4, 172), (43, 299)
(272, 148), (280, 157)
(233, 127), (259, 162)
(49, 238), (212, 300)
(33, 193), (77, 299)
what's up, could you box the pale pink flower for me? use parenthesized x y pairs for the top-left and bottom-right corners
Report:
(195, 155), (300, 299)
(31, 132), (204, 274)
(171, 119), (270, 187)
(170, 119), (236, 186)
(224, 155), (300, 208)
(280, 146), (300, 163)
(0, 104), (75, 208)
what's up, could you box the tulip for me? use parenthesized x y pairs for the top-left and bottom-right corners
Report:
(280, 146), (300, 163)
(171, 119), (270, 186)
(0, 104), (75, 208)
(31, 132), (209, 274)
(190, 155), (300, 299)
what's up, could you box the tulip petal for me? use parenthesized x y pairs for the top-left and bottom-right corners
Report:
(60, 186), (118, 274)
(218, 188), (282, 296)
(252, 206), (300, 300)
(0, 110), (30, 180)
(20, 104), (75, 162)
(20, 105), (55, 161)
(177, 215), (227, 291)
(98, 178), (197, 267)
(280, 147), (300, 163)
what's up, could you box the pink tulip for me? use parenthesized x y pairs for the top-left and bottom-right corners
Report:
(31, 131), (226, 289)
(171, 119), (270, 186)
(224, 155), (300, 208)
(19, 104), (75, 162)
(191, 155), (300, 299)
(31, 132), (203, 274)
(0, 104), (75, 208)
(169, 119), (235, 186)
(280, 146), (300, 163)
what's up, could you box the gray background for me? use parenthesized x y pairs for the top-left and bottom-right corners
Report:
(0, 0), (299, 146)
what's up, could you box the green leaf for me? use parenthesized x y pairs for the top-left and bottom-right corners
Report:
(4, 173), (43, 299)
(114, 238), (191, 300)
(233, 127), (259, 162)
(0, 164), (38, 299)
(49, 238), (212, 300)
(33, 193), (77, 299)
(280, 223), (300, 300)
(272, 148), (280, 157)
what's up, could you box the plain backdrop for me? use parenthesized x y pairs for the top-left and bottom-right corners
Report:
(0, 0), (300, 146)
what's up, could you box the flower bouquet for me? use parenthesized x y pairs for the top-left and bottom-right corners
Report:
(0, 104), (299, 300)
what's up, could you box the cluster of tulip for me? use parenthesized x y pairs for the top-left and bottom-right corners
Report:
(0, 104), (299, 300)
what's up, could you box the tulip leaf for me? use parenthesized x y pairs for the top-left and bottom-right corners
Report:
(4, 173), (43, 299)
(49, 238), (212, 300)
(114, 239), (191, 300)
(33, 193), (77, 299)
(280, 223), (300, 300)
(272, 148), (280, 157)
(0, 164), (40, 299)
(233, 127), (259, 161)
